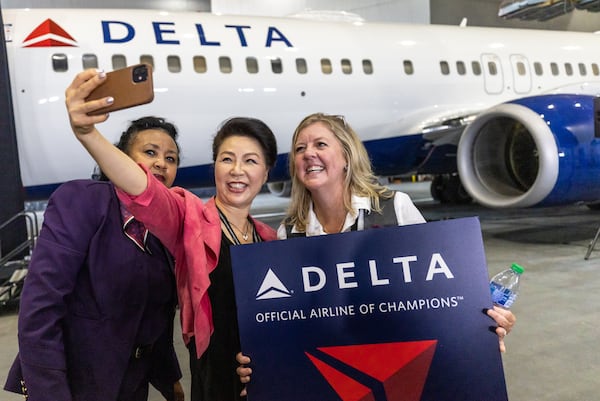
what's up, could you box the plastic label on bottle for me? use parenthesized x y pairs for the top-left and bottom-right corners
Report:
(490, 282), (517, 308)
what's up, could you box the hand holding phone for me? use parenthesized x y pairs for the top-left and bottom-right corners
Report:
(85, 64), (154, 116)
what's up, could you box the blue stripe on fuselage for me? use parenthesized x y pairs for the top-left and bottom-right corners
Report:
(24, 133), (456, 200)
(173, 132), (455, 186)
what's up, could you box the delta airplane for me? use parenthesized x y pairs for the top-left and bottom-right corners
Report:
(3, 7), (600, 208)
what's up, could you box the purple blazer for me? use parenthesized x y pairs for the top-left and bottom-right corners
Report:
(4, 180), (181, 401)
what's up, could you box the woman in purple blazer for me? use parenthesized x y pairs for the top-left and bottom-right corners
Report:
(4, 117), (185, 401)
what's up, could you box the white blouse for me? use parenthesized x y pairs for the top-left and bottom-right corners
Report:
(277, 191), (426, 239)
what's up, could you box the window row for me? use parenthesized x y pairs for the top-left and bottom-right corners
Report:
(434, 59), (600, 77)
(51, 53), (374, 75)
(51, 53), (600, 79)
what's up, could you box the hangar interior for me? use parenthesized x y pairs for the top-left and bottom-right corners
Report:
(2, 2), (600, 401)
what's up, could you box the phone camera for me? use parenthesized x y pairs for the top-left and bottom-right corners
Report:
(132, 65), (148, 83)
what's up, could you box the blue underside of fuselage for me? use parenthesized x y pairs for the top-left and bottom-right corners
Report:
(24, 132), (455, 200)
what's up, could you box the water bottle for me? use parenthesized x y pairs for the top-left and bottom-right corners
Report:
(489, 263), (524, 308)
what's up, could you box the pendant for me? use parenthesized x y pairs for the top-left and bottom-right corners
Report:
(242, 233), (249, 241)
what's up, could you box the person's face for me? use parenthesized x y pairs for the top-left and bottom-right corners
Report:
(214, 135), (269, 210)
(293, 122), (347, 194)
(127, 129), (179, 188)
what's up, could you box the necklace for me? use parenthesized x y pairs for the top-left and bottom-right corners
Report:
(217, 206), (252, 243)
(337, 217), (346, 233)
(323, 217), (346, 234)
(230, 219), (250, 241)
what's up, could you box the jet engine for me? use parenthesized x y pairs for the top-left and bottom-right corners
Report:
(457, 94), (600, 208)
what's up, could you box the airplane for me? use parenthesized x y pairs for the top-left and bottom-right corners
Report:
(2, 7), (600, 210)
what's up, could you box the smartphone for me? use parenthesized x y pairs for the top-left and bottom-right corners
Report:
(85, 64), (154, 116)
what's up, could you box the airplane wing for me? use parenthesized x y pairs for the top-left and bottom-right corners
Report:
(422, 113), (479, 147)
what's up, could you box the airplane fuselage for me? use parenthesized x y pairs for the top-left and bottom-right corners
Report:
(3, 8), (600, 203)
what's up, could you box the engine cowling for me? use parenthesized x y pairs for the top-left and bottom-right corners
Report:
(457, 94), (600, 208)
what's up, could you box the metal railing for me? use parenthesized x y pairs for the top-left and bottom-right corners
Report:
(0, 211), (39, 267)
(0, 211), (39, 305)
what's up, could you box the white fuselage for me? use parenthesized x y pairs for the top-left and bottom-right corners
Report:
(3, 8), (600, 197)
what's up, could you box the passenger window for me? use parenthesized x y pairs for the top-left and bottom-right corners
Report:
(456, 61), (466, 75)
(516, 61), (526, 76)
(487, 61), (497, 75)
(403, 60), (414, 75)
(321, 58), (332, 74)
(271, 57), (283, 74)
(471, 61), (482, 75)
(52, 53), (68, 72)
(219, 56), (232, 73)
(592, 63), (599, 76)
(140, 55), (154, 69)
(193, 56), (207, 73)
(533, 62), (543, 76)
(362, 59), (373, 74)
(246, 57), (259, 74)
(440, 61), (450, 75)
(167, 56), (181, 73)
(82, 54), (98, 69)
(578, 63), (587, 76)
(341, 59), (352, 74)
(296, 58), (308, 74)
(564, 63), (573, 76)
(112, 55), (127, 70)
(550, 62), (559, 76)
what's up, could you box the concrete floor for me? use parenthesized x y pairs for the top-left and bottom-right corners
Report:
(418, 193), (600, 401)
(1, 182), (600, 400)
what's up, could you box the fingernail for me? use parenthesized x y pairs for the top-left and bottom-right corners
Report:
(97, 69), (106, 78)
(106, 97), (114, 104)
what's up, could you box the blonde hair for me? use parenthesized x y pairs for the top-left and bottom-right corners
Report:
(285, 113), (393, 232)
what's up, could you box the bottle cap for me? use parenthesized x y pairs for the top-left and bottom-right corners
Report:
(510, 263), (524, 274)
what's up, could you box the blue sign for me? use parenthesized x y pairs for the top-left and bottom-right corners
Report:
(231, 217), (508, 401)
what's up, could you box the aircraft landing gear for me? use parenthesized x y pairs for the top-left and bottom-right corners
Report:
(430, 174), (472, 204)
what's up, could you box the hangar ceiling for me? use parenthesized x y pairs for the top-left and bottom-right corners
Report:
(1, 0), (598, 31)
